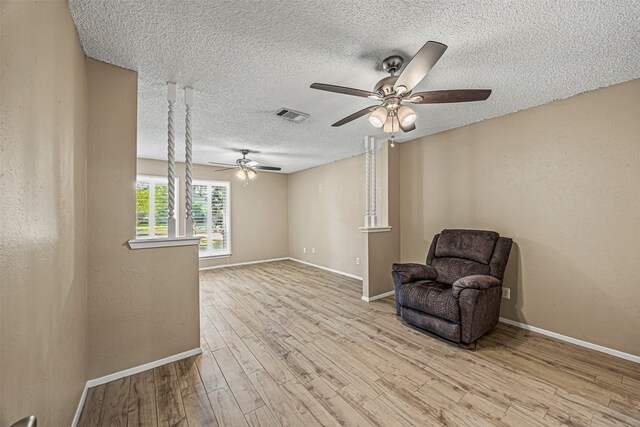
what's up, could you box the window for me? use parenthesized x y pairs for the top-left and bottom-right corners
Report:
(135, 176), (178, 238)
(135, 176), (230, 257)
(192, 180), (231, 257)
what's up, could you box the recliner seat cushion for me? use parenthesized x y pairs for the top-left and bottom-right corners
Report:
(435, 229), (499, 264)
(397, 281), (460, 323)
(431, 257), (491, 285)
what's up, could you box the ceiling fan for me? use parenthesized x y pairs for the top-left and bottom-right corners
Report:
(310, 40), (492, 134)
(209, 149), (281, 186)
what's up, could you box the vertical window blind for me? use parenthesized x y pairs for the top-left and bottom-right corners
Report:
(192, 180), (231, 257)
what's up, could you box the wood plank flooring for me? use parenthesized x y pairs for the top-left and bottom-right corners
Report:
(78, 260), (640, 426)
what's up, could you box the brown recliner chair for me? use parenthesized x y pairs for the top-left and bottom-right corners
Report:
(392, 229), (512, 347)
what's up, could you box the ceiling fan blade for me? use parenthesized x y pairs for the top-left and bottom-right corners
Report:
(409, 89), (492, 104)
(394, 41), (447, 92)
(255, 165), (281, 171)
(246, 160), (259, 167)
(400, 122), (416, 133)
(332, 106), (378, 127)
(211, 167), (237, 172)
(311, 83), (381, 99)
(208, 162), (236, 167)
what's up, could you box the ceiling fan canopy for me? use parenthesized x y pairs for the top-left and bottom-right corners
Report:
(210, 149), (281, 186)
(310, 41), (492, 134)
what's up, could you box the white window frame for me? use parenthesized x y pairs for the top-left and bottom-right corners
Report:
(192, 179), (231, 258)
(135, 175), (179, 239)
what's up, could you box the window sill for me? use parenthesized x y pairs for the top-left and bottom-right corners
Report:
(127, 236), (203, 250)
(199, 253), (232, 260)
(359, 226), (392, 233)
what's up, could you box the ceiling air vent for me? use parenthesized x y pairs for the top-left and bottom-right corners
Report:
(275, 108), (309, 123)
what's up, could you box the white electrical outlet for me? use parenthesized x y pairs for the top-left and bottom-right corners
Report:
(355, 257), (360, 265)
(312, 248), (316, 254)
(303, 247), (306, 253)
(502, 288), (511, 299)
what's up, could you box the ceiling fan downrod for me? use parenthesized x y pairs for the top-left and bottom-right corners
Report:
(382, 55), (404, 76)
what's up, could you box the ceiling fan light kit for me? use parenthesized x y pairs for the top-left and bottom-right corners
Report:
(210, 149), (281, 186)
(383, 116), (400, 133)
(236, 167), (258, 186)
(310, 40), (492, 134)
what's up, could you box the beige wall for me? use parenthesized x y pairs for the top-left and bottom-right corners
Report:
(87, 59), (200, 378)
(400, 79), (640, 355)
(288, 155), (365, 277)
(0, 1), (88, 425)
(137, 159), (289, 269)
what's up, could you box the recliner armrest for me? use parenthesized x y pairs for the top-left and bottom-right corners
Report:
(391, 263), (437, 284)
(452, 275), (501, 298)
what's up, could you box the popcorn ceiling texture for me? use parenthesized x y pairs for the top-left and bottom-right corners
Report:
(69, 1), (640, 173)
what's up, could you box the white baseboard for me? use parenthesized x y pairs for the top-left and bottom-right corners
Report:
(71, 382), (89, 427)
(86, 347), (203, 388)
(362, 290), (395, 302)
(288, 258), (363, 281)
(499, 317), (639, 364)
(199, 257), (289, 271)
(72, 347), (203, 426)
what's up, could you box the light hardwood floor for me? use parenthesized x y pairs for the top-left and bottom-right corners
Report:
(78, 260), (640, 426)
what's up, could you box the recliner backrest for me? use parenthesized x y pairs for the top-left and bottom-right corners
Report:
(426, 229), (512, 284)
(435, 229), (498, 264)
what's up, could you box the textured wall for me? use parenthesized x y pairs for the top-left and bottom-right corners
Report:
(400, 79), (640, 356)
(86, 59), (200, 378)
(0, 1), (88, 425)
(137, 158), (289, 268)
(288, 155), (365, 277)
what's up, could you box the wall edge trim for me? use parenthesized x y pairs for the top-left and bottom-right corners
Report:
(71, 381), (89, 427)
(288, 258), (363, 281)
(362, 290), (395, 302)
(499, 317), (639, 363)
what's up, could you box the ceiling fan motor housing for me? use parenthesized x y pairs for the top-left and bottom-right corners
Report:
(374, 76), (400, 96)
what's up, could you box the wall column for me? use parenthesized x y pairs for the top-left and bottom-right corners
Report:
(363, 136), (379, 228)
(364, 136), (371, 227)
(167, 82), (177, 237)
(360, 140), (400, 301)
(184, 87), (194, 236)
(370, 138), (377, 227)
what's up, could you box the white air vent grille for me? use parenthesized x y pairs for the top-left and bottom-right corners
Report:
(275, 108), (309, 123)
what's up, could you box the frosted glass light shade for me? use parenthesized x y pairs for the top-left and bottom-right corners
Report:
(368, 106), (388, 128)
(397, 105), (417, 126)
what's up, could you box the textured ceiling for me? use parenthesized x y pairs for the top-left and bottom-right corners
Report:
(69, 1), (640, 173)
